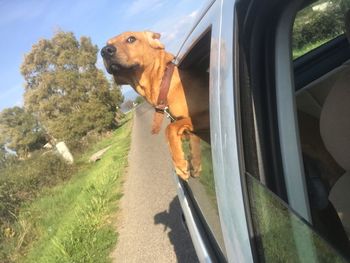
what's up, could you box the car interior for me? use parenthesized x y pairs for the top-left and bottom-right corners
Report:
(294, 2), (350, 258)
(236, 0), (350, 259)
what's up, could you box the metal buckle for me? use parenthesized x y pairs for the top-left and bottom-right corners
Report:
(164, 107), (176, 122)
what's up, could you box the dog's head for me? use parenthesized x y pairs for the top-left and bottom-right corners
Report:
(101, 31), (165, 85)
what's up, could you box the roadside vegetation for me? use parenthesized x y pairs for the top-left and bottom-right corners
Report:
(292, 0), (350, 59)
(0, 116), (131, 262)
(0, 30), (132, 262)
(23, 118), (131, 263)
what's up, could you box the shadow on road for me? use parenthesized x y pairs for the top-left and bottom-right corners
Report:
(154, 197), (199, 263)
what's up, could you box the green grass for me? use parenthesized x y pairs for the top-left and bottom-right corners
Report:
(198, 141), (216, 203)
(182, 137), (217, 209)
(292, 37), (335, 60)
(247, 175), (347, 262)
(12, 118), (132, 263)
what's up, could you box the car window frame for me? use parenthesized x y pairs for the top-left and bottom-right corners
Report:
(176, 0), (255, 261)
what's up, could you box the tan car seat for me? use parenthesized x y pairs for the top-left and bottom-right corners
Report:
(320, 66), (350, 237)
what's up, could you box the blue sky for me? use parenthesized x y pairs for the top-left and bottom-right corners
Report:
(0, 0), (206, 111)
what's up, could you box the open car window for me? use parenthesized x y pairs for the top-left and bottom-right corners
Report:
(178, 29), (227, 260)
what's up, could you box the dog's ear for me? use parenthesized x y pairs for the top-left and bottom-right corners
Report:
(144, 31), (164, 49)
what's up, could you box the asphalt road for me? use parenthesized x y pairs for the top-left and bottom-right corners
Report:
(111, 103), (198, 263)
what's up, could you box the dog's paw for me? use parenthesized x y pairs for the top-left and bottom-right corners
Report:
(177, 124), (193, 136)
(175, 167), (190, 181)
(191, 164), (202, 178)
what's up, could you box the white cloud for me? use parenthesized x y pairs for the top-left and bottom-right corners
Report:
(152, 9), (200, 54)
(128, 0), (165, 16)
(161, 10), (198, 42)
(189, 10), (198, 18)
(15, 99), (23, 107)
(0, 83), (24, 111)
(0, 83), (23, 100)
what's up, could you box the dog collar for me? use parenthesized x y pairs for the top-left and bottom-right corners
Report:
(155, 61), (175, 113)
(152, 61), (176, 134)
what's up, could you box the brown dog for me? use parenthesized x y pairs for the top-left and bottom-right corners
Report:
(101, 31), (209, 180)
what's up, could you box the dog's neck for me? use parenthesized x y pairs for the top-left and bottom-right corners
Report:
(132, 51), (174, 106)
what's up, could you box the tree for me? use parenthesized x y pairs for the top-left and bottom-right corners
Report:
(0, 144), (6, 167)
(135, 96), (144, 105)
(293, 0), (350, 51)
(0, 107), (46, 157)
(123, 100), (135, 112)
(21, 30), (124, 141)
(110, 80), (124, 109)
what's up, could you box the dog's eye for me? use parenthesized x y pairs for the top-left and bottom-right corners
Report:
(126, 36), (136, 43)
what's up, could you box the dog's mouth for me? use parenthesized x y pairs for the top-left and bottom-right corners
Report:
(107, 63), (138, 74)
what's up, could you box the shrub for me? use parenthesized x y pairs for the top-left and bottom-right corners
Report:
(0, 151), (75, 262)
(0, 151), (75, 226)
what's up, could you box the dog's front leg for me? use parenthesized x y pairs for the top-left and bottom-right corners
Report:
(165, 118), (193, 180)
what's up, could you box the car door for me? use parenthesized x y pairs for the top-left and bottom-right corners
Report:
(174, 0), (350, 262)
(174, 0), (253, 262)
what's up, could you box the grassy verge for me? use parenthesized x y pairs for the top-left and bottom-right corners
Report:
(292, 37), (334, 60)
(13, 118), (132, 263)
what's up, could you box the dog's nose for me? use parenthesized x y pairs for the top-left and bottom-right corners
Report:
(101, 45), (116, 58)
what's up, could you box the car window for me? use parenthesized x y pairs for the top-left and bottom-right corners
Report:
(179, 30), (227, 259)
(293, 0), (350, 260)
(183, 136), (226, 256)
(292, 0), (350, 59)
(247, 173), (347, 262)
(238, 0), (350, 261)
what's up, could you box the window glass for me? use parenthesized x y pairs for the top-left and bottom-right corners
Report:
(292, 0), (350, 259)
(292, 0), (350, 59)
(241, 0), (350, 261)
(247, 173), (347, 262)
(178, 30), (226, 258)
(182, 135), (227, 257)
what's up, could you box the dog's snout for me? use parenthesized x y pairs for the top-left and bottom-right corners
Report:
(101, 45), (116, 58)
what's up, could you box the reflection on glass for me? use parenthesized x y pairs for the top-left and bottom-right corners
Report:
(292, 0), (349, 59)
(182, 133), (226, 257)
(247, 174), (347, 262)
